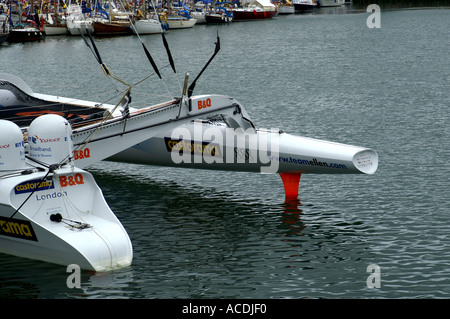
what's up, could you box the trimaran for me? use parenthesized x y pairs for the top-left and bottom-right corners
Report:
(0, 24), (378, 271)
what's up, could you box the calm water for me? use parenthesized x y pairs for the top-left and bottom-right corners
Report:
(1, 7), (449, 299)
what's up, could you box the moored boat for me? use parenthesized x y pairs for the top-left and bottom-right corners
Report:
(44, 23), (68, 36)
(93, 20), (132, 36)
(317, 0), (343, 7)
(7, 22), (45, 43)
(292, 0), (318, 12)
(66, 5), (94, 35)
(166, 16), (197, 29)
(231, 0), (277, 21)
(191, 11), (206, 24)
(205, 5), (234, 24)
(41, 6), (69, 36)
(277, 0), (295, 15)
(133, 17), (162, 35)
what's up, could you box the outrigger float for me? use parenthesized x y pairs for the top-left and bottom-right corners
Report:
(0, 115), (132, 271)
(0, 32), (378, 270)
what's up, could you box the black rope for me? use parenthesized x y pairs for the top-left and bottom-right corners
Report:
(141, 42), (162, 79)
(9, 165), (55, 219)
(188, 32), (221, 98)
(161, 32), (176, 74)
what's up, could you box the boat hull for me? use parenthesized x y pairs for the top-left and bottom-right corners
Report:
(0, 168), (132, 271)
(293, 4), (318, 12)
(133, 19), (162, 34)
(278, 5), (295, 15)
(7, 28), (45, 42)
(0, 73), (377, 179)
(317, 0), (343, 7)
(93, 21), (132, 36)
(109, 120), (378, 175)
(205, 13), (233, 24)
(231, 9), (277, 21)
(44, 24), (69, 36)
(167, 18), (197, 29)
(67, 20), (94, 35)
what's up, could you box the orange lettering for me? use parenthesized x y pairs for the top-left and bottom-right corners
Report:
(74, 173), (84, 185)
(59, 176), (68, 187)
(59, 173), (84, 187)
(197, 98), (212, 110)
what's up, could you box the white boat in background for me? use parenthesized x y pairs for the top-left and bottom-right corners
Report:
(66, 5), (94, 35)
(0, 115), (132, 271)
(317, 0), (343, 7)
(292, 0), (318, 12)
(231, 0), (278, 21)
(191, 11), (206, 24)
(167, 16), (197, 29)
(133, 17), (162, 35)
(277, 0), (295, 14)
(44, 23), (68, 36)
(41, 5), (69, 35)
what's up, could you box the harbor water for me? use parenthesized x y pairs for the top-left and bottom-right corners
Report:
(0, 7), (449, 299)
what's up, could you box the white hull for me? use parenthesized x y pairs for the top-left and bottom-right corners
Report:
(167, 18), (197, 29)
(109, 119), (378, 175)
(318, 0), (342, 7)
(0, 166), (132, 271)
(133, 19), (162, 35)
(191, 11), (206, 24)
(44, 25), (69, 35)
(67, 19), (94, 35)
(278, 5), (295, 14)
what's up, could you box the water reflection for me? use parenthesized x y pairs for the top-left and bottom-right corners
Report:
(280, 197), (306, 238)
(0, 165), (366, 298)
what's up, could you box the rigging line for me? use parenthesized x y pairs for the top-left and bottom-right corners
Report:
(80, 21), (130, 88)
(125, 3), (161, 79)
(120, 0), (174, 99)
(76, 26), (138, 151)
(73, 86), (133, 153)
(9, 166), (53, 219)
(188, 32), (221, 98)
(79, 27), (102, 64)
(149, 0), (182, 93)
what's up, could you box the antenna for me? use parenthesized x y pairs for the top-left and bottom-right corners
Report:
(187, 32), (221, 98)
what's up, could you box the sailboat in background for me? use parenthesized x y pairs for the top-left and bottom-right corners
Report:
(93, 1), (132, 36)
(132, 0), (164, 35)
(292, 0), (318, 12)
(277, 0), (295, 15)
(165, 8), (197, 29)
(205, 1), (234, 24)
(4, 3), (45, 43)
(317, 0), (343, 7)
(66, 3), (94, 35)
(231, 0), (277, 21)
(41, 0), (69, 35)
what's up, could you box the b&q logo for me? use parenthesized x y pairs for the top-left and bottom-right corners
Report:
(198, 98), (212, 110)
(59, 173), (85, 187)
(74, 148), (91, 161)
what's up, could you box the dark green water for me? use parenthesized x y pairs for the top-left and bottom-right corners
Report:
(0, 7), (449, 299)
